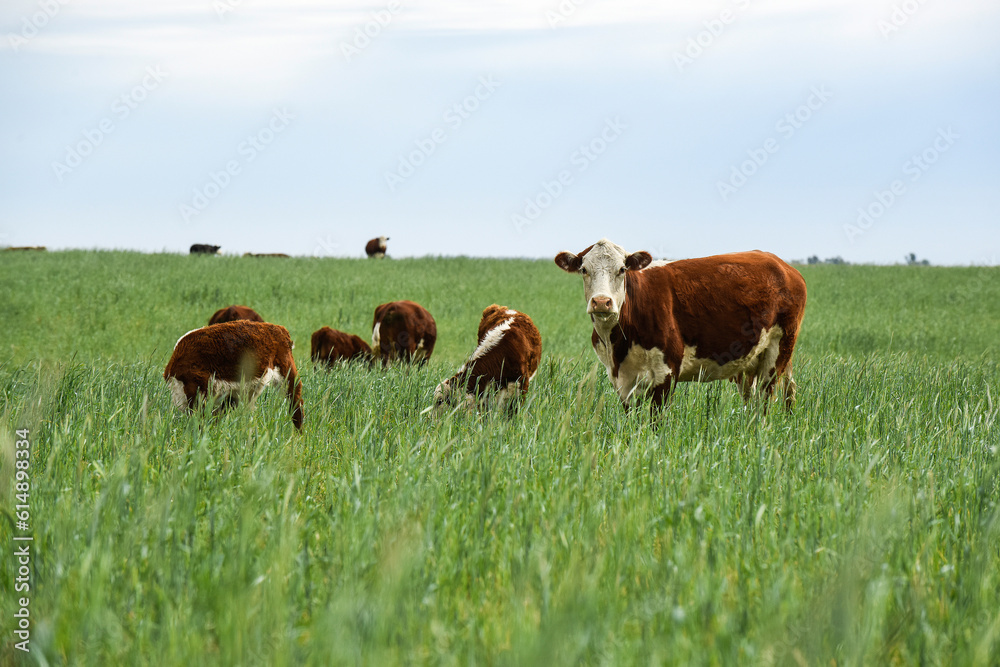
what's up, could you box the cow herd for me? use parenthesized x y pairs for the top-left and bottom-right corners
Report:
(190, 236), (391, 259)
(164, 238), (808, 431)
(163, 298), (542, 430)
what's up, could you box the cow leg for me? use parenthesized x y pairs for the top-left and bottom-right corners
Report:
(186, 378), (207, 412)
(732, 374), (755, 403)
(285, 363), (304, 430)
(703, 380), (720, 421)
(494, 380), (520, 416)
(215, 393), (240, 414)
(782, 363), (798, 411)
(649, 378), (675, 413)
(773, 319), (801, 411)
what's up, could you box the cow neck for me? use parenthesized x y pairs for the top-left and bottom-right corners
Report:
(592, 271), (635, 346)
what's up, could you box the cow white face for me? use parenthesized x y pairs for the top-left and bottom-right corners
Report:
(555, 238), (652, 329)
(434, 378), (453, 405)
(424, 378), (474, 416)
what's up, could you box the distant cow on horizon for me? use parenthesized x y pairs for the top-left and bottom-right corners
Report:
(427, 304), (542, 415)
(365, 236), (389, 258)
(311, 327), (372, 366)
(209, 305), (264, 325)
(371, 300), (436, 366)
(190, 244), (221, 255)
(164, 320), (304, 430)
(243, 253), (290, 258)
(555, 238), (807, 413)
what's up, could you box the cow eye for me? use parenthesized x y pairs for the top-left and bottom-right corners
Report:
(618, 267), (626, 275)
(580, 267), (588, 275)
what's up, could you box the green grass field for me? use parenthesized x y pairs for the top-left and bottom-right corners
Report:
(2, 251), (999, 665)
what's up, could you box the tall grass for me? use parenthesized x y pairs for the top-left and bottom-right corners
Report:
(1, 251), (999, 665)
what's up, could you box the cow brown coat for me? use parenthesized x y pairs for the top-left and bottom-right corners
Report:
(208, 305), (264, 325)
(164, 320), (304, 429)
(311, 327), (372, 366)
(371, 300), (436, 365)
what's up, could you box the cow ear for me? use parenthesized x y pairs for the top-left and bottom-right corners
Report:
(554, 252), (582, 273)
(625, 251), (652, 271)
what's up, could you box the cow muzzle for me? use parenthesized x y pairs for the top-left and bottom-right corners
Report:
(589, 296), (615, 317)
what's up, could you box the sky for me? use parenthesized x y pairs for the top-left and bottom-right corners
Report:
(1, 0), (998, 264)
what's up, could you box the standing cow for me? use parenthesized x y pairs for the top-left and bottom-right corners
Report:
(209, 305), (264, 325)
(311, 327), (372, 366)
(365, 236), (389, 258)
(164, 320), (304, 430)
(427, 305), (542, 414)
(555, 238), (806, 411)
(371, 300), (436, 365)
(190, 244), (221, 255)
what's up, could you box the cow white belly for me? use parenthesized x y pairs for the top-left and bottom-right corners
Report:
(210, 366), (285, 402)
(678, 325), (783, 382)
(594, 340), (672, 405)
(166, 367), (285, 411)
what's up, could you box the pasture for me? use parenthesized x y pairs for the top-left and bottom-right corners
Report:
(1, 250), (999, 665)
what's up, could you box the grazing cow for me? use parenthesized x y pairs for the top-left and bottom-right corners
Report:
(555, 238), (807, 412)
(311, 327), (372, 366)
(365, 236), (389, 258)
(164, 320), (303, 430)
(427, 305), (542, 414)
(371, 300), (436, 365)
(209, 305), (264, 325)
(190, 244), (221, 255)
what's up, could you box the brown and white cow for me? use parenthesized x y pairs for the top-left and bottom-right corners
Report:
(427, 305), (542, 415)
(555, 238), (807, 411)
(365, 236), (389, 258)
(208, 305), (264, 325)
(164, 320), (303, 430)
(371, 300), (436, 365)
(311, 327), (372, 366)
